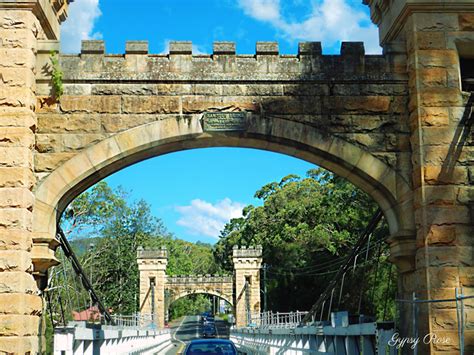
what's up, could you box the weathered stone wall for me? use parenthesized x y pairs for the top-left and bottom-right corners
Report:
(34, 40), (410, 185)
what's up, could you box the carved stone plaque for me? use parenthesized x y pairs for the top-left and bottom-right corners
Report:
(202, 112), (247, 131)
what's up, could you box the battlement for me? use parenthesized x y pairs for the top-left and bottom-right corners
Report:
(137, 246), (168, 259)
(36, 40), (405, 84)
(167, 275), (233, 284)
(232, 245), (263, 258)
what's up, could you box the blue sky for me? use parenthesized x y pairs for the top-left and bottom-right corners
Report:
(60, 0), (380, 244)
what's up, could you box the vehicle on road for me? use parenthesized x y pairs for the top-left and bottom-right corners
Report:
(184, 339), (238, 355)
(202, 324), (217, 338)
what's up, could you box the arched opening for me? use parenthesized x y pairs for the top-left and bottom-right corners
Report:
(38, 115), (414, 348)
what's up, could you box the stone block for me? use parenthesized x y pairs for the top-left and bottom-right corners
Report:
(425, 225), (457, 245)
(0, 271), (36, 294)
(0, 335), (39, 353)
(326, 96), (390, 114)
(298, 42), (322, 56)
(0, 230), (31, 251)
(0, 188), (33, 209)
(0, 87), (35, 109)
(0, 127), (34, 148)
(415, 50), (458, 69)
(419, 88), (462, 107)
(429, 267), (460, 288)
(122, 96), (180, 114)
(460, 267), (474, 286)
(0, 294), (41, 315)
(0, 108), (36, 128)
(0, 68), (35, 87)
(414, 68), (447, 88)
(416, 246), (473, 268)
(416, 205), (470, 225)
(416, 32), (446, 50)
(413, 12), (459, 32)
(340, 42), (365, 55)
(35, 96), (58, 113)
(0, 250), (31, 272)
(421, 127), (456, 145)
(101, 114), (158, 133)
(62, 133), (105, 151)
(60, 96), (121, 114)
(169, 41), (192, 55)
(256, 42), (278, 55)
(0, 208), (32, 230)
(424, 165), (467, 185)
(0, 147), (32, 167)
(34, 152), (75, 172)
(459, 14), (474, 31)
(0, 315), (39, 336)
(37, 113), (101, 133)
(213, 41), (235, 55)
(0, 167), (35, 188)
(125, 40), (148, 54)
(419, 107), (449, 126)
(0, 48), (35, 68)
(414, 186), (456, 207)
(81, 40), (105, 54)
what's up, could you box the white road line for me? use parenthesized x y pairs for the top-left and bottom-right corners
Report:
(172, 316), (187, 346)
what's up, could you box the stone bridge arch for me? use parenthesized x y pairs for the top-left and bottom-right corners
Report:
(138, 246), (261, 328)
(167, 287), (234, 308)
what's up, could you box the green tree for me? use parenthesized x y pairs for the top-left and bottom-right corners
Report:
(214, 169), (396, 319)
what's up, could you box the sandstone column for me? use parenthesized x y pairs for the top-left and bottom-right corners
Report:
(365, 1), (474, 353)
(232, 246), (262, 327)
(137, 246), (168, 328)
(0, 1), (69, 352)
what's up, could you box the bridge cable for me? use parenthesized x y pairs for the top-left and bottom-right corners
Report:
(357, 232), (374, 315)
(383, 264), (394, 321)
(56, 226), (113, 324)
(301, 209), (383, 324)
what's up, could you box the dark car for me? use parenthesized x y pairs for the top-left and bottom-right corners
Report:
(202, 324), (217, 338)
(184, 339), (238, 355)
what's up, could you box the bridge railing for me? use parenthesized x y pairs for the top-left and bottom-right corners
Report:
(249, 311), (309, 328)
(100, 313), (155, 328)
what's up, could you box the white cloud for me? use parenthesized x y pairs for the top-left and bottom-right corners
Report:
(175, 198), (245, 239)
(238, 0), (380, 53)
(239, 0), (281, 22)
(61, 0), (102, 53)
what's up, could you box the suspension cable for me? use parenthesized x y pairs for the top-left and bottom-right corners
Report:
(301, 209), (383, 324)
(57, 225), (113, 324)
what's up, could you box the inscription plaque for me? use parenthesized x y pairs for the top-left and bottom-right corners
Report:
(202, 112), (247, 131)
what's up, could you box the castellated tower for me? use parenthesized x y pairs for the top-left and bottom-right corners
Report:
(232, 246), (263, 327)
(137, 246), (168, 328)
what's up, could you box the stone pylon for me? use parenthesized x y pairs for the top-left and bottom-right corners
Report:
(232, 246), (263, 327)
(137, 246), (168, 328)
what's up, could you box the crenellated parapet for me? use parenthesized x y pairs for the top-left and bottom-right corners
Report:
(167, 275), (233, 284)
(232, 245), (263, 259)
(39, 40), (406, 83)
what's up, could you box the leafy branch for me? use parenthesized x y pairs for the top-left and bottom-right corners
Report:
(50, 51), (64, 100)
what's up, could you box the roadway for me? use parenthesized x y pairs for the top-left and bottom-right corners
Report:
(163, 315), (230, 355)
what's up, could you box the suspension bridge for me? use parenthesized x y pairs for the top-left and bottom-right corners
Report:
(47, 210), (472, 354)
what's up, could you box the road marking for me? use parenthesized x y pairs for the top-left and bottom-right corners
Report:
(172, 316), (187, 346)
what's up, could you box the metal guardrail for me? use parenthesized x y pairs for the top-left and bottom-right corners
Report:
(100, 313), (156, 328)
(249, 311), (309, 328)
